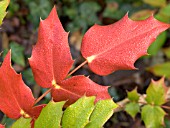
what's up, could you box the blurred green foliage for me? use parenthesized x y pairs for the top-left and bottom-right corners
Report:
(24, 0), (52, 28)
(54, 0), (102, 33)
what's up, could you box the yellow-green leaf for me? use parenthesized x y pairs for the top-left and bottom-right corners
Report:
(141, 105), (166, 128)
(62, 96), (95, 128)
(147, 31), (167, 56)
(147, 62), (170, 79)
(62, 96), (117, 128)
(85, 99), (118, 128)
(125, 102), (140, 119)
(11, 117), (31, 128)
(130, 10), (154, 21)
(143, 0), (166, 7)
(127, 88), (139, 102)
(0, 0), (10, 25)
(159, 4), (170, 17)
(145, 78), (167, 105)
(34, 101), (65, 128)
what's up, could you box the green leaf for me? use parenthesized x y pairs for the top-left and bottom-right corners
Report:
(24, 0), (52, 28)
(127, 88), (139, 102)
(147, 62), (170, 79)
(62, 96), (95, 128)
(10, 42), (25, 67)
(85, 99), (118, 128)
(130, 10), (154, 21)
(165, 118), (170, 128)
(159, 4), (170, 17)
(12, 96), (117, 128)
(143, 0), (166, 7)
(147, 31), (167, 56)
(103, 1), (125, 20)
(125, 102), (140, 119)
(11, 117), (31, 128)
(155, 14), (170, 23)
(1, 115), (15, 128)
(22, 68), (35, 85)
(34, 101), (65, 128)
(141, 105), (166, 128)
(0, 0), (9, 25)
(145, 78), (167, 106)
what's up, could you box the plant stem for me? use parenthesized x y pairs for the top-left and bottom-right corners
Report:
(34, 87), (53, 105)
(33, 60), (88, 105)
(114, 98), (129, 112)
(162, 105), (170, 110)
(67, 60), (88, 77)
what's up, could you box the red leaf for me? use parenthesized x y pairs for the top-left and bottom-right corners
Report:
(27, 104), (46, 119)
(51, 75), (110, 106)
(0, 51), (35, 119)
(29, 6), (111, 105)
(81, 14), (170, 75)
(29, 6), (74, 88)
(0, 124), (5, 128)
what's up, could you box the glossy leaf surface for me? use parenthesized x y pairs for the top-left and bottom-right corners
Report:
(35, 101), (65, 128)
(12, 117), (31, 128)
(85, 99), (117, 128)
(81, 14), (170, 75)
(62, 96), (95, 128)
(62, 96), (117, 128)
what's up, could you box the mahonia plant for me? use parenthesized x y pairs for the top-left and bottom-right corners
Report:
(0, 1), (170, 127)
(125, 78), (168, 128)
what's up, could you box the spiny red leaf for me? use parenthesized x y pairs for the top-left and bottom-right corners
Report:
(51, 75), (110, 106)
(0, 51), (43, 119)
(0, 51), (34, 119)
(81, 14), (170, 75)
(29, 6), (111, 105)
(29, 6), (74, 88)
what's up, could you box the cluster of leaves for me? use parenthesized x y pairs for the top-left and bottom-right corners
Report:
(125, 78), (168, 128)
(57, 0), (101, 33)
(1, 0), (170, 127)
(12, 96), (117, 128)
